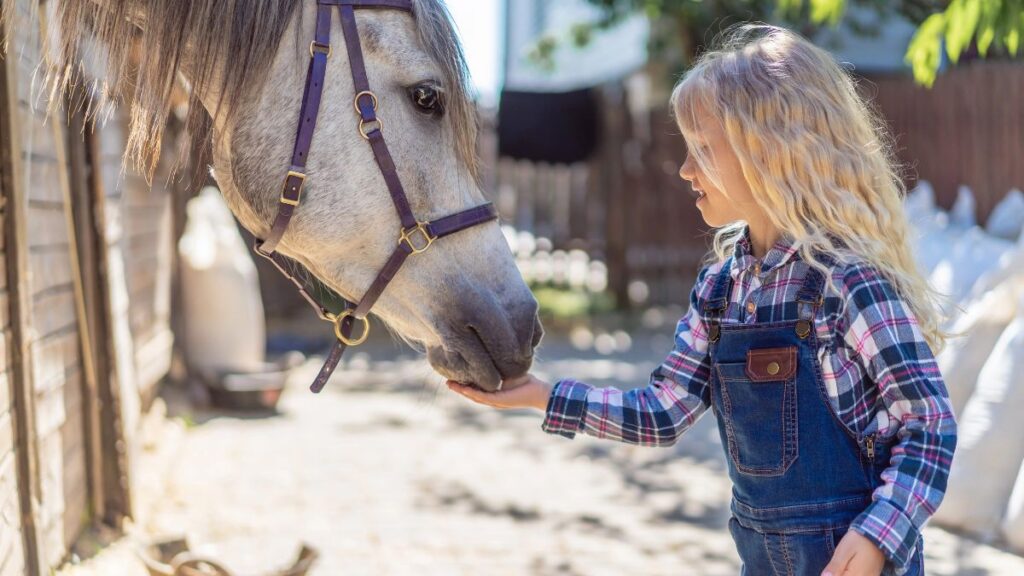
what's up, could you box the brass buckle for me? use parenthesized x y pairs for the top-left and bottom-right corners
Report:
(399, 222), (435, 254)
(281, 171), (305, 206)
(309, 41), (331, 58)
(358, 118), (384, 140)
(331, 310), (370, 346)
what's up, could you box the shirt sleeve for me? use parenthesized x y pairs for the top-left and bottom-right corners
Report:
(840, 265), (957, 571)
(540, 266), (715, 446)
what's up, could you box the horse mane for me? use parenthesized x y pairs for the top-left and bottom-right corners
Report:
(10, 0), (477, 181)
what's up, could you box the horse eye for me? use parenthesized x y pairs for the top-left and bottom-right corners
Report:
(410, 84), (444, 117)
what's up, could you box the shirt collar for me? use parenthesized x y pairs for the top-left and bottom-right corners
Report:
(731, 225), (802, 279)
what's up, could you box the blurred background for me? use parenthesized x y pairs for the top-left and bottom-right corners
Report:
(1, 0), (1023, 575)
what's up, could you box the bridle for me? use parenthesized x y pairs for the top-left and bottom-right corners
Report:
(252, 0), (498, 393)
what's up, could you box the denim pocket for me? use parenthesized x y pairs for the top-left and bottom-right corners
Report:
(716, 360), (799, 476)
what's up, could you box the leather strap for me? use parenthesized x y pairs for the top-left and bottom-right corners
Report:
(366, 130), (418, 229)
(253, 241), (338, 322)
(320, 0), (412, 8)
(258, 2), (333, 256)
(427, 204), (498, 238)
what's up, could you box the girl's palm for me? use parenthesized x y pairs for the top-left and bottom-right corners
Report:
(447, 375), (552, 411)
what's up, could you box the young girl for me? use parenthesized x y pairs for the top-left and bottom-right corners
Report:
(449, 23), (956, 576)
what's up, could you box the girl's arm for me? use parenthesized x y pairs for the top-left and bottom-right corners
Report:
(839, 264), (957, 572)
(449, 266), (716, 447)
(540, 268), (716, 446)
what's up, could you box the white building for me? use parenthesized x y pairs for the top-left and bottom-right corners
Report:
(503, 0), (649, 92)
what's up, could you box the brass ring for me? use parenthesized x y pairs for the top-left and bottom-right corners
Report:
(359, 118), (384, 140)
(353, 90), (378, 114)
(334, 310), (370, 346)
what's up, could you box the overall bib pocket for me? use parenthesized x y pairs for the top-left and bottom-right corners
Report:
(715, 346), (800, 476)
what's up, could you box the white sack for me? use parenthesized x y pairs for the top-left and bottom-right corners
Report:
(986, 189), (1024, 241)
(933, 290), (1024, 537)
(1004, 454), (1024, 552)
(179, 187), (267, 373)
(965, 233), (1024, 306)
(936, 281), (1019, 415)
(950, 185), (977, 229)
(928, 227), (1013, 321)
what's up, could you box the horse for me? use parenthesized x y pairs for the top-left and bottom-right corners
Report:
(20, 0), (543, 391)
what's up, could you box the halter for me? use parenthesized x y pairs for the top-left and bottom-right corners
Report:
(253, 0), (498, 393)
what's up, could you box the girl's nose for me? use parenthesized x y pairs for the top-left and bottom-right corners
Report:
(679, 154), (695, 181)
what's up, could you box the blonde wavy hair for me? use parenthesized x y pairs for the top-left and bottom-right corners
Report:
(671, 23), (952, 352)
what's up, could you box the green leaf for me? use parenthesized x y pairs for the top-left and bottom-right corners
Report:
(905, 13), (947, 87)
(775, 0), (804, 21)
(996, 0), (1021, 54)
(945, 0), (981, 63)
(809, 0), (846, 26)
(975, 0), (1000, 56)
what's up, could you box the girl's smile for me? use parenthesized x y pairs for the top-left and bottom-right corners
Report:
(693, 183), (709, 204)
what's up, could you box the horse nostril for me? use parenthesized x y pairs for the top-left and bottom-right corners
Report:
(528, 315), (544, 350)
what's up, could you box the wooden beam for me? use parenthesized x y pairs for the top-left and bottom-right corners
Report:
(85, 120), (132, 527)
(62, 97), (107, 528)
(0, 4), (46, 575)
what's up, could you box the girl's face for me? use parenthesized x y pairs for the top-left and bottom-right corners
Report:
(678, 110), (762, 228)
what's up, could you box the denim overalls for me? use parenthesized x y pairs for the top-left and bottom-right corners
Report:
(703, 256), (924, 575)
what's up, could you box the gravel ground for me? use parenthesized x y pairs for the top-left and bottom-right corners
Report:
(59, 323), (1024, 576)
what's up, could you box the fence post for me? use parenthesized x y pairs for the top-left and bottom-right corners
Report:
(595, 83), (630, 309)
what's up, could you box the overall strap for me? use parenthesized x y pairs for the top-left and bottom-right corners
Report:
(793, 254), (835, 339)
(703, 257), (734, 344)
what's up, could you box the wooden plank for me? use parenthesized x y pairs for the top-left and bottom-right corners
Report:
(86, 116), (133, 528)
(29, 331), (78, 396)
(0, 371), (10, 420)
(30, 290), (76, 342)
(0, 1), (45, 572)
(66, 106), (105, 525)
(25, 207), (70, 249)
(28, 251), (74, 296)
(0, 412), (13, 467)
(43, 95), (95, 561)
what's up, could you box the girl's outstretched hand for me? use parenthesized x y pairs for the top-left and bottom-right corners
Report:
(446, 373), (553, 411)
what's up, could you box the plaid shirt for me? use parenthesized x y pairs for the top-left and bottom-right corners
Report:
(542, 227), (956, 572)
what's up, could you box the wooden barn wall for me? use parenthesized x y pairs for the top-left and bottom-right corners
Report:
(0, 163), (26, 574)
(3, 0), (89, 571)
(0, 1), (29, 572)
(1, 0), (178, 572)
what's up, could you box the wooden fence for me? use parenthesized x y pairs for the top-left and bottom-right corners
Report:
(868, 62), (1024, 223)
(483, 63), (1024, 308)
(482, 85), (714, 309)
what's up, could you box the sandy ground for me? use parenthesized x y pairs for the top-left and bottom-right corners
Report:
(60, 323), (1024, 575)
